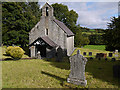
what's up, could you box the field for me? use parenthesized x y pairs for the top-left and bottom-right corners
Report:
(83, 45), (105, 51)
(1, 46), (120, 88)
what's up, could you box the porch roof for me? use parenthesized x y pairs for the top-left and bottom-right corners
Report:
(29, 36), (58, 47)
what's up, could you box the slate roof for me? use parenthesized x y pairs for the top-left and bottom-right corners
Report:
(53, 19), (74, 36)
(41, 36), (58, 47)
(29, 36), (58, 47)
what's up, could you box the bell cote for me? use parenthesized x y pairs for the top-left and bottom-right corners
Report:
(42, 2), (53, 17)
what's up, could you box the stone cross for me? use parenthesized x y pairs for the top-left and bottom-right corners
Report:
(67, 50), (87, 86)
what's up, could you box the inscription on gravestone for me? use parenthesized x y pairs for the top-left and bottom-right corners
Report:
(67, 50), (87, 86)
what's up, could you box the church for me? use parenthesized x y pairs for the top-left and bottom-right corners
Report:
(29, 2), (74, 58)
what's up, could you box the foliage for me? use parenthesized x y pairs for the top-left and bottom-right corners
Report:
(89, 34), (104, 45)
(52, 3), (78, 30)
(5, 46), (25, 60)
(10, 46), (25, 60)
(103, 16), (120, 51)
(74, 25), (90, 47)
(52, 3), (90, 47)
(6, 46), (14, 55)
(2, 2), (41, 47)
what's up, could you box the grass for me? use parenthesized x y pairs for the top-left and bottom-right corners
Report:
(1, 46), (120, 88)
(82, 32), (104, 35)
(2, 58), (120, 88)
(83, 45), (106, 51)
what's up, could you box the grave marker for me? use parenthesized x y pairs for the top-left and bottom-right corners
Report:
(67, 50), (87, 86)
(109, 53), (113, 57)
(56, 46), (63, 62)
(89, 52), (92, 56)
(83, 52), (86, 56)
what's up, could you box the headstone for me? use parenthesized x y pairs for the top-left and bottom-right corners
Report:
(111, 58), (116, 62)
(113, 65), (120, 78)
(67, 50), (87, 86)
(98, 57), (101, 60)
(83, 52), (86, 56)
(37, 51), (41, 59)
(56, 46), (63, 62)
(109, 53), (113, 57)
(90, 57), (93, 60)
(96, 53), (106, 58)
(89, 52), (92, 56)
(115, 50), (119, 58)
(105, 58), (107, 61)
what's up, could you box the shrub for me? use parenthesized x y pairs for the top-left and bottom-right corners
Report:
(10, 46), (25, 60)
(6, 46), (14, 56)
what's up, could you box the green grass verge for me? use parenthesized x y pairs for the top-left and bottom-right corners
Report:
(83, 45), (106, 51)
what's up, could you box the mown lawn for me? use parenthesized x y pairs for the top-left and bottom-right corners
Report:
(1, 46), (120, 88)
(2, 58), (120, 88)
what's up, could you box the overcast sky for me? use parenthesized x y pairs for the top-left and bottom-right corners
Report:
(39, 2), (118, 29)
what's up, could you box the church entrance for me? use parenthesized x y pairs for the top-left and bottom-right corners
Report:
(36, 45), (46, 57)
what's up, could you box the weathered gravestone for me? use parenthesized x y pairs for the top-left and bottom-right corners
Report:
(115, 50), (119, 59)
(89, 52), (92, 56)
(67, 50), (87, 86)
(56, 46), (63, 62)
(109, 53), (113, 57)
(83, 52), (86, 56)
(111, 58), (116, 62)
(37, 51), (41, 59)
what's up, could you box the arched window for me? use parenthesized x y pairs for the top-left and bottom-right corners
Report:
(46, 7), (49, 16)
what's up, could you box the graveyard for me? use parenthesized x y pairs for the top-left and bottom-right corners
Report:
(1, 45), (120, 88)
(1, 2), (120, 89)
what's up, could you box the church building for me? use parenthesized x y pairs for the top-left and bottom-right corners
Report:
(29, 2), (74, 58)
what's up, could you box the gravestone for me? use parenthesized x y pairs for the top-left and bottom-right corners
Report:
(56, 46), (63, 62)
(89, 52), (92, 56)
(83, 52), (86, 56)
(37, 51), (41, 59)
(115, 50), (119, 59)
(111, 58), (116, 62)
(96, 53), (106, 58)
(67, 50), (87, 86)
(90, 57), (93, 60)
(98, 57), (101, 60)
(109, 53), (113, 57)
(105, 58), (107, 61)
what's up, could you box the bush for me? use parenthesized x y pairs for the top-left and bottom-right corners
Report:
(10, 47), (25, 60)
(6, 46), (25, 60)
(6, 46), (14, 56)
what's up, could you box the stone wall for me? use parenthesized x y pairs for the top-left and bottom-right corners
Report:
(67, 36), (74, 56)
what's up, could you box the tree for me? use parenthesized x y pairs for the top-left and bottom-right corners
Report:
(52, 3), (78, 31)
(2, 2), (41, 47)
(103, 16), (120, 51)
(52, 3), (89, 47)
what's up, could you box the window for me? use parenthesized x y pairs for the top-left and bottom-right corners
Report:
(46, 7), (49, 16)
(46, 28), (48, 35)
